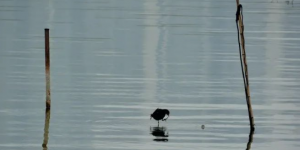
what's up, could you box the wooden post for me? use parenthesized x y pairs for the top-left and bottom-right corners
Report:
(43, 29), (51, 149)
(236, 0), (255, 131)
(45, 28), (51, 109)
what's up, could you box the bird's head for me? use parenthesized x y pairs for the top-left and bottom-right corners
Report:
(163, 109), (170, 121)
(165, 109), (170, 116)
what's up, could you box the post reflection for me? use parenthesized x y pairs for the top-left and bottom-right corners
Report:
(42, 108), (51, 150)
(246, 129), (254, 150)
(150, 126), (169, 142)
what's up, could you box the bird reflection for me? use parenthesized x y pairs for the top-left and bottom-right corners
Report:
(150, 126), (168, 142)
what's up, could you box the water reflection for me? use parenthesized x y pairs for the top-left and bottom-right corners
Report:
(150, 126), (169, 142)
(42, 108), (51, 150)
(1, 0), (300, 150)
(246, 130), (254, 150)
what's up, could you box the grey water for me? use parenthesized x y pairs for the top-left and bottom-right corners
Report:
(1, 0), (300, 149)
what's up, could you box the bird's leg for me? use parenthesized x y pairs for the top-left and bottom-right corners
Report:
(158, 121), (159, 127)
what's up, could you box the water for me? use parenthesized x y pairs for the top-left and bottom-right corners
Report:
(1, 0), (300, 149)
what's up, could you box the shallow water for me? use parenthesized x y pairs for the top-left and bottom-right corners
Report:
(1, 0), (300, 150)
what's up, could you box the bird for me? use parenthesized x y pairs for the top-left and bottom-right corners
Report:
(150, 108), (170, 126)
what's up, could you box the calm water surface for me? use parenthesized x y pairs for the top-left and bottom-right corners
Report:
(1, 0), (300, 150)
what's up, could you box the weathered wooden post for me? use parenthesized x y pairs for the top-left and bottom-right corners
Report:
(45, 28), (51, 109)
(42, 28), (51, 149)
(235, 0), (255, 131)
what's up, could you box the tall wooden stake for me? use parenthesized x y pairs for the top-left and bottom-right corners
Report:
(43, 29), (51, 149)
(236, 0), (255, 131)
(45, 28), (51, 109)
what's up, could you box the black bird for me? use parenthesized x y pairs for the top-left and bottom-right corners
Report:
(150, 108), (170, 125)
